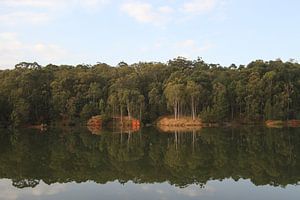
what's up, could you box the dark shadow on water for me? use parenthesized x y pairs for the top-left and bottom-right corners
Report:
(0, 126), (299, 189)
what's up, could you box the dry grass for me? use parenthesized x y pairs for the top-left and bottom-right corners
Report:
(157, 116), (202, 127)
(287, 120), (300, 127)
(265, 120), (284, 128)
(265, 120), (300, 128)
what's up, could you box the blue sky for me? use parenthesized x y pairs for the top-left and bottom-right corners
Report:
(0, 0), (299, 69)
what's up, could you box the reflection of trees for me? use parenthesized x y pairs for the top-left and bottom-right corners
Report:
(0, 127), (299, 189)
(105, 131), (145, 162)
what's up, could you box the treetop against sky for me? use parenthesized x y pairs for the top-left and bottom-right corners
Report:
(0, 0), (299, 69)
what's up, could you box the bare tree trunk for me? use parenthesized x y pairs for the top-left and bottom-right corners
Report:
(180, 101), (182, 119)
(177, 101), (180, 119)
(195, 104), (197, 119)
(127, 102), (131, 120)
(174, 100), (177, 120)
(191, 97), (195, 120)
(120, 106), (123, 125)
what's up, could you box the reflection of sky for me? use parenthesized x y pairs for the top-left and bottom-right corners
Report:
(0, 178), (299, 200)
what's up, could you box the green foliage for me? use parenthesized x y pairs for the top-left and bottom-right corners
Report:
(200, 106), (215, 122)
(1, 58), (300, 126)
(10, 99), (30, 126)
(212, 82), (229, 121)
(80, 103), (98, 120)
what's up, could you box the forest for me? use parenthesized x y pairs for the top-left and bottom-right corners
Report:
(0, 57), (300, 127)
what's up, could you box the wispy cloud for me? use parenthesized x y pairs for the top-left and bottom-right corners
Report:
(0, 0), (225, 26)
(0, 11), (51, 25)
(182, 0), (218, 14)
(120, 0), (224, 26)
(138, 38), (214, 61)
(1, 0), (60, 8)
(80, 0), (111, 8)
(1, 0), (110, 9)
(120, 1), (174, 26)
(0, 32), (70, 68)
(0, 0), (111, 25)
(175, 39), (214, 58)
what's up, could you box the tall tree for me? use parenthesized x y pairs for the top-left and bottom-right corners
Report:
(186, 80), (202, 120)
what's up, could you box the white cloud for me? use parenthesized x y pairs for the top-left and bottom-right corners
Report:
(33, 43), (69, 61)
(0, 32), (70, 68)
(120, 1), (174, 25)
(1, 0), (60, 8)
(0, 0), (111, 25)
(0, 11), (51, 25)
(177, 39), (213, 51)
(158, 6), (174, 14)
(1, 0), (110, 9)
(120, 0), (224, 25)
(175, 39), (214, 58)
(0, 0), (224, 26)
(80, 0), (111, 8)
(182, 0), (218, 14)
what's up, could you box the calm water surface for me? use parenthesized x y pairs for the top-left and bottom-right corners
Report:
(0, 127), (299, 200)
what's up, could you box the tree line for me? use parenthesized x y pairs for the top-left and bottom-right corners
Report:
(0, 57), (300, 126)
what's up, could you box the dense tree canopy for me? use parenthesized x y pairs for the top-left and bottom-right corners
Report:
(1, 58), (300, 126)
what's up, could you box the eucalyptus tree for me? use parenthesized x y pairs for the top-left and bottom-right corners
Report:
(164, 82), (185, 120)
(186, 80), (202, 120)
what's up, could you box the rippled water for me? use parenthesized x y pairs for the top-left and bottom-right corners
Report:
(0, 127), (299, 200)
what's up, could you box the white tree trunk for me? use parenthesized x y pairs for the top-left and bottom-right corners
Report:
(127, 102), (131, 120)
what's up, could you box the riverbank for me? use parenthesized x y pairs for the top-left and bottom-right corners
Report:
(265, 120), (300, 128)
(157, 116), (202, 127)
(15, 116), (300, 132)
(87, 115), (141, 134)
(156, 115), (300, 130)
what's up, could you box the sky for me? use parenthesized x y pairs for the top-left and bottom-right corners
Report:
(0, 0), (299, 69)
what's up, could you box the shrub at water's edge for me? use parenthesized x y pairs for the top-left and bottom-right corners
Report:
(86, 115), (141, 134)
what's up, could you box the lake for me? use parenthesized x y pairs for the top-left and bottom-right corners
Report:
(0, 127), (299, 200)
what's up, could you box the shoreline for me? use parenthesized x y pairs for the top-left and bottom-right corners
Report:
(4, 118), (300, 131)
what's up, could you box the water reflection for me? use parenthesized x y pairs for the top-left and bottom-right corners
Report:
(0, 127), (299, 189)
